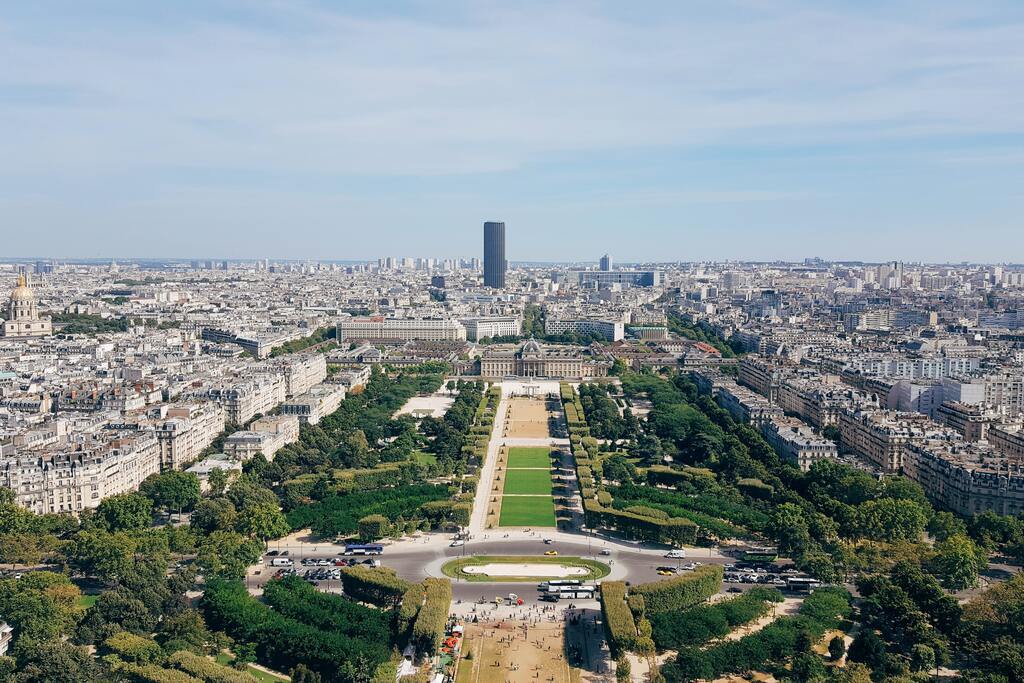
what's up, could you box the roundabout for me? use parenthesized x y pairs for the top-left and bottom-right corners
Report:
(441, 555), (611, 582)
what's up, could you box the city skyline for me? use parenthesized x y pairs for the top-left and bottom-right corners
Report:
(2, 1), (1023, 262)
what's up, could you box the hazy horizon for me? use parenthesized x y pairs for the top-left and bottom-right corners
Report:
(2, 1), (1023, 262)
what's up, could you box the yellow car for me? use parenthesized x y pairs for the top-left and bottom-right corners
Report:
(658, 570), (673, 576)
(544, 550), (558, 556)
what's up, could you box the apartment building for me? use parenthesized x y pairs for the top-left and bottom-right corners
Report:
(255, 353), (327, 397)
(936, 401), (996, 441)
(714, 381), (784, 428)
(222, 414), (299, 461)
(760, 417), (838, 471)
(837, 409), (947, 472)
(279, 383), (346, 425)
(989, 423), (1024, 461)
(904, 440), (1024, 516)
(205, 375), (287, 425)
(337, 316), (467, 342)
(738, 356), (792, 403)
(155, 402), (226, 470)
(0, 429), (161, 514)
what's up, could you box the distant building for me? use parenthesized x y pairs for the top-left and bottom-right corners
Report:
(564, 270), (660, 288)
(461, 316), (521, 342)
(479, 339), (609, 379)
(337, 316), (467, 342)
(544, 318), (624, 342)
(1, 273), (52, 338)
(483, 221), (507, 288)
(599, 254), (613, 271)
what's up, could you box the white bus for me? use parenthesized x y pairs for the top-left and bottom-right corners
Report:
(537, 579), (581, 591)
(544, 585), (597, 600)
(786, 577), (821, 593)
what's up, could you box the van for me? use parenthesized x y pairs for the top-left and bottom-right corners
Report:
(270, 558), (294, 567)
(665, 549), (686, 559)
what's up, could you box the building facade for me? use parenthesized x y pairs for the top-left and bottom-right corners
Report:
(483, 221), (507, 288)
(2, 273), (52, 338)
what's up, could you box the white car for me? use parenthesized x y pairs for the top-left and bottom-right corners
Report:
(665, 550), (686, 559)
(449, 540), (465, 547)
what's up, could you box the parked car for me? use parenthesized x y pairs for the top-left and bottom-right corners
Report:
(450, 540), (465, 547)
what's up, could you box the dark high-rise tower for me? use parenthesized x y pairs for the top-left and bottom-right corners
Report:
(483, 221), (506, 288)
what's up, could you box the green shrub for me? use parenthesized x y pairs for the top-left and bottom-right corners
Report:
(410, 578), (451, 654)
(339, 566), (412, 608)
(600, 581), (638, 655)
(631, 565), (722, 614)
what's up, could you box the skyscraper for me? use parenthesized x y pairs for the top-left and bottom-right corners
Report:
(599, 254), (613, 271)
(483, 221), (506, 288)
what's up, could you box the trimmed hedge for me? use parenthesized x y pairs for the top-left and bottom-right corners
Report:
(118, 664), (203, 683)
(662, 587), (853, 681)
(631, 564), (723, 614)
(410, 578), (451, 655)
(650, 587), (783, 650)
(600, 581), (638, 656)
(340, 565), (412, 608)
(397, 582), (425, 639)
(167, 651), (259, 683)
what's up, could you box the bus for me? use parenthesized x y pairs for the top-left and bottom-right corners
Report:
(343, 544), (384, 556)
(544, 585), (597, 600)
(786, 577), (821, 593)
(537, 579), (581, 591)
(741, 546), (779, 564)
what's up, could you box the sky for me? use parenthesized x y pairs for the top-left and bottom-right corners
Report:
(1, 1), (1023, 263)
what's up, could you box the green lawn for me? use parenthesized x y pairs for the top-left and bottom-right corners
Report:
(76, 595), (98, 610)
(442, 555), (610, 582)
(412, 450), (437, 466)
(506, 446), (553, 468)
(499, 495), (556, 526)
(502, 468), (554, 495)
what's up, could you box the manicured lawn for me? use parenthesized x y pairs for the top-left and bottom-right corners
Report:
(498, 495), (556, 526)
(502, 469), (554, 495)
(442, 555), (611, 582)
(76, 595), (98, 610)
(506, 446), (553, 468)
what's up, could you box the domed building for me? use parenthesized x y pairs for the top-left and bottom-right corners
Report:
(479, 338), (609, 379)
(2, 273), (52, 338)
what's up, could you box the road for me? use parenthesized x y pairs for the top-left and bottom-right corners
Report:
(250, 528), (734, 604)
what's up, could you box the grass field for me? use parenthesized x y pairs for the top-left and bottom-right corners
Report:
(441, 555), (610, 582)
(502, 468), (554, 495)
(498, 495), (556, 526)
(506, 446), (553, 468)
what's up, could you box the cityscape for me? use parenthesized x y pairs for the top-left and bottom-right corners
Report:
(2, 3), (1024, 683)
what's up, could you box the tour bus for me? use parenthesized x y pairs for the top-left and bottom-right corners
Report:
(544, 585), (597, 600)
(741, 546), (779, 564)
(537, 579), (581, 591)
(343, 544), (384, 556)
(786, 577), (822, 593)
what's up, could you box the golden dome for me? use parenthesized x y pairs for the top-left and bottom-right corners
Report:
(10, 273), (34, 302)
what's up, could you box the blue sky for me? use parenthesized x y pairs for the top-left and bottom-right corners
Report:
(1, 1), (1023, 262)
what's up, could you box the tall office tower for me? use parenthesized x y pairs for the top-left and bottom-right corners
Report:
(599, 254), (613, 271)
(483, 221), (506, 288)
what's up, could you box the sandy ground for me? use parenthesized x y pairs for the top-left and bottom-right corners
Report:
(463, 564), (591, 577)
(455, 607), (612, 683)
(504, 397), (556, 439)
(396, 392), (456, 418)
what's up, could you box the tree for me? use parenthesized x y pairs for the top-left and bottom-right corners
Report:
(196, 530), (263, 580)
(928, 511), (967, 542)
(11, 639), (106, 683)
(0, 572), (82, 643)
(0, 532), (59, 566)
(139, 471), (201, 515)
(236, 502), (290, 543)
(848, 629), (887, 672)
(64, 530), (138, 583)
(856, 498), (928, 542)
(290, 664), (323, 683)
(791, 652), (827, 682)
(933, 533), (986, 590)
(603, 455), (637, 484)
(102, 631), (163, 664)
(828, 635), (847, 661)
(207, 467), (230, 496)
(910, 644), (936, 673)
(96, 493), (153, 532)
(190, 498), (238, 534)
(358, 514), (391, 542)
